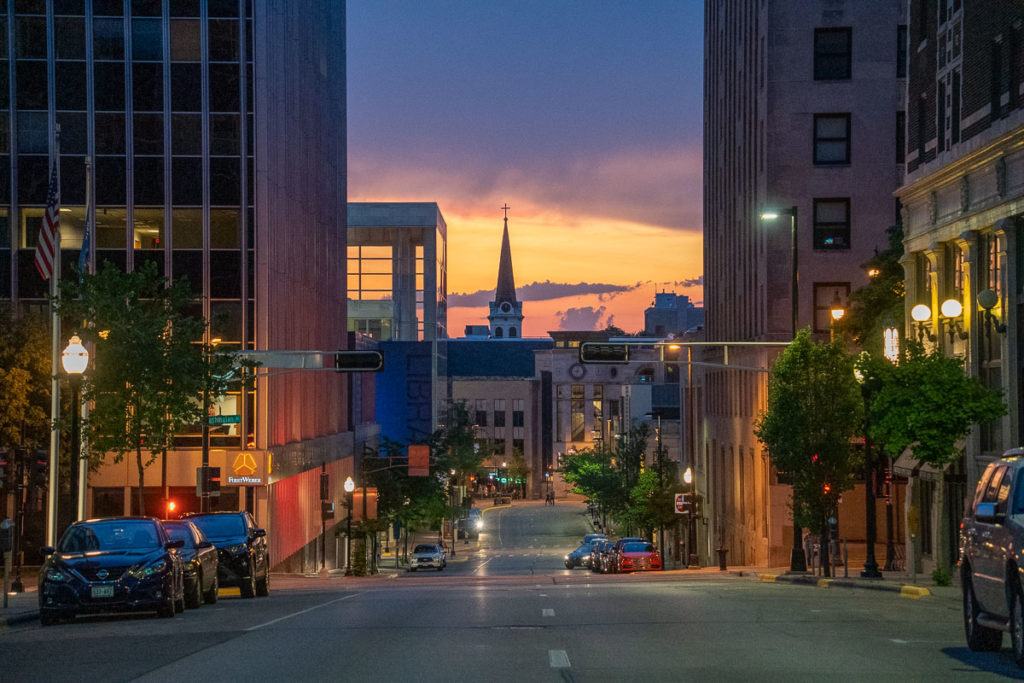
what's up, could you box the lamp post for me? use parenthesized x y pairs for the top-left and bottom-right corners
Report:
(684, 466), (699, 568)
(761, 206), (806, 573)
(343, 476), (355, 575)
(910, 304), (936, 343)
(855, 365), (882, 579)
(61, 336), (89, 522)
(200, 337), (221, 513)
(829, 292), (846, 342)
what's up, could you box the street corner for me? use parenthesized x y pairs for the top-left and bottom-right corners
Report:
(751, 571), (936, 600)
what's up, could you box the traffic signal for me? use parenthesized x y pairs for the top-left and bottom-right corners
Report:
(822, 482), (832, 495)
(196, 466), (222, 497)
(333, 350), (384, 372)
(579, 342), (629, 364)
(29, 450), (48, 488)
(165, 499), (177, 515)
(320, 472), (330, 502)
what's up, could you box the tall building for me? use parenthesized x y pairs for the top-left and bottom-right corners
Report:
(1, 1), (356, 572)
(347, 202), (448, 342)
(487, 210), (523, 338)
(702, 1), (906, 565)
(644, 291), (702, 336)
(896, 1), (1024, 572)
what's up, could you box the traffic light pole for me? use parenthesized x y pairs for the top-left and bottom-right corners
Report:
(201, 343), (211, 513)
(11, 453), (25, 593)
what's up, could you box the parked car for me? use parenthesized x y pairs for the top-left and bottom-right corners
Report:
(613, 541), (663, 573)
(565, 541), (600, 569)
(184, 511), (269, 598)
(467, 509), (484, 539)
(163, 519), (219, 608)
(590, 540), (614, 573)
(38, 517), (185, 625)
(960, 450), (1024, 667)
(409, 543), (447, 571)
(607, 537), (646, 573)
(583, 533), (608, 545)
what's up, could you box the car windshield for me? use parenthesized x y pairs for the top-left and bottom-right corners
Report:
(163, 523), (196, 548)
(189, 514), (246, 539)
(414, 545), (438, 554)
(624, 542), (655, 553)
(59, 521), (160, 552)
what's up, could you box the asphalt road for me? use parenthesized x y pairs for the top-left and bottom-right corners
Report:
(1, 501), (1020, 681)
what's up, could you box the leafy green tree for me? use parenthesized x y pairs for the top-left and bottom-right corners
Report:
(57, 261), (241, 515)
(508, 450), (530, 497)
(836, 224), (905, 357)
(563, 447), (626, 528)
(861, 342), (1004, 574)
(0, 309), (51, 449)
(755, 330), (863, 572)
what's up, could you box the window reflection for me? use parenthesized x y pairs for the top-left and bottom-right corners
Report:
(95, 208), (127, 248)
(132, 208), (164, 250)
(172, 208), (202, 248)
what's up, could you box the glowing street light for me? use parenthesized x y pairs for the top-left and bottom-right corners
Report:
(683, 467), (693, 485)
(62, 336), (89, 521)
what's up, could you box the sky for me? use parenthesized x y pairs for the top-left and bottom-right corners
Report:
(347, 0), (704, 336)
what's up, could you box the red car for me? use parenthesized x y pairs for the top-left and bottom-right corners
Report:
(615, 541), (662, 573)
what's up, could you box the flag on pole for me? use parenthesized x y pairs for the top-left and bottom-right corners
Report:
(33, 161), (60, 281)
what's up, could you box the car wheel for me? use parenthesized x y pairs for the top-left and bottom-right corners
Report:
(256, 565), (270, 597)
(240, 561), (257, 599)
(1011, 581), (1024, 667)
(175, 584), (186, 614)
(186, 573), (203, 609)
(39, 612), (60, 626)
(963, 572), (1002, 651)
(565, 561), (573, 570)
(204, 574), (219, 605)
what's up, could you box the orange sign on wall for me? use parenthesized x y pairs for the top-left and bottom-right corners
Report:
(352, 487), (378, 522)
(408, 444), (430, 477)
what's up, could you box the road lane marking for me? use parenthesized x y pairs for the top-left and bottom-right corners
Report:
(542, 608), (555, 617)
(549, 650), (571, 669)
(245, 593), (358, 632)
(474, 558), (494, 575)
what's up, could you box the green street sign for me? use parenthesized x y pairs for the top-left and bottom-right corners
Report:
(208, 414), (241, 425)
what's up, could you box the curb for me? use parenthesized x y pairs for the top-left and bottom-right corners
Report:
(0, 610), (38, 628)
(753, 571), (932, 598)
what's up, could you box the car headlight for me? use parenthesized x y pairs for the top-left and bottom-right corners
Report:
(127, 560), (167, 579)
(227, 543), (248, 555)
(45, 568), (67, 582)
(474, 520), (484, 530)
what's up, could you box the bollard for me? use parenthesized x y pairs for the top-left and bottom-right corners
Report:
(717, 547), (728, 571)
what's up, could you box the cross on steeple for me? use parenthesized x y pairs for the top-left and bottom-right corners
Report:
(501, 203), (511, 220)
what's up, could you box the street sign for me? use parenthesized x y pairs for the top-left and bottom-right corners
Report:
(208, 414), (241, 425)
(579, 342), (629, 364)
(674, 493), (687, 514)
(334, 350), (384, 372)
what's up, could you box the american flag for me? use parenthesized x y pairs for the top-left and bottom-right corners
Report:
(33, 161), (60, 281)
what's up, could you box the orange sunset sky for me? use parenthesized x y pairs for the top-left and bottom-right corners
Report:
(347, 2), (704, 337)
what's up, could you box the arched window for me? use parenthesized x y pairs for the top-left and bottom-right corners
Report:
(508, 326), (518, 338)
(494, 327), (504, 338)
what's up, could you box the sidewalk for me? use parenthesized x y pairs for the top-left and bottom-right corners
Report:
(728, 565), (956, 600)
(0, 589), (38, 628)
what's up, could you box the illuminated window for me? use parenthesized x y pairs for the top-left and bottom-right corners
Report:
(347, 245), (393, 301)
(570, 385), (585, 443)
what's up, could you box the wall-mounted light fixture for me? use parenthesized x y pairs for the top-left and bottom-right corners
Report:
(910, 304), (936, 343)
(977, 288), (1007, 334)
(939, 298), (968, 343)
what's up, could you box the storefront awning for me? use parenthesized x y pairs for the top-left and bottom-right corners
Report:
(892, 450), (952, 482)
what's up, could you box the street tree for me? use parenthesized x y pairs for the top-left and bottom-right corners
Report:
(755, 329), (863, 575)
(862, 342), (1004, 575)
(57, 261), (239, 515)
(836, 224), (905, 357)
(0, 309), (51, 450)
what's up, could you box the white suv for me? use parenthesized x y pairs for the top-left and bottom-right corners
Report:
(409, 543), (447, 572)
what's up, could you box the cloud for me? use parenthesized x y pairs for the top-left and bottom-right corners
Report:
(448, 280), (633, 307)
(556, 306), (609, 331)
(673, 275), (703, 287)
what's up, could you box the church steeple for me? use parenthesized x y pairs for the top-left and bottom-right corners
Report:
(487, 203), (524, 339)
(495, 204), (517, 304)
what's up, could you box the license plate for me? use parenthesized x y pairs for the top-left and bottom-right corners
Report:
(91, 585), (115, 599)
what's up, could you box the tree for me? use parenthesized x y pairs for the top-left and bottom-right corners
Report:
(862, 342), (1004, 575)
(57, 261), (240, 515)
(507, 450), (530, 498)
(755, 329), (863, 574)
(0, 309), (51, 450)
(836, 224), (905, 357)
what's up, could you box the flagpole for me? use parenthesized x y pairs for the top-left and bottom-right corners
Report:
(45, 127), (61, 547)
(76, 156), (92, 521)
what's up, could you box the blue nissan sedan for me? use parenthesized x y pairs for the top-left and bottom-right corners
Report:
(38, 517), (185, 625)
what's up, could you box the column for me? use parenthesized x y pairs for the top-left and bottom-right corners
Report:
(994, 217), (1020, 449)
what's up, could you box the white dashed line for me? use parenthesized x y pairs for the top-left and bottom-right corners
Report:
(549, 650), (571, 669)
(542, 608), (555, 617)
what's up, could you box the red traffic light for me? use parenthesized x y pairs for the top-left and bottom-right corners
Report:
(822, 482), (832, 495)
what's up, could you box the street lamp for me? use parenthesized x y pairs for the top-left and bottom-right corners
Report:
(978, 288), (1008, 334)
(343, 476), (355, 575)
(829, 292), (846, 343)
(682, 466), (699, 567)
(62, 336), (89, 521)
(939, 298), (967, 343)
(854, 366), (882, 579)
(761, 206), (806, 573)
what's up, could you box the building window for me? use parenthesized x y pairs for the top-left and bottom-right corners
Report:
(812, 198), (851, 250)
(346, 245), (393, 301)
(937, 80), (946, 152)
(813, 113), (850, 165)
(512, 439), (524, 455)
(813, 283), (850, 333)
(896, 111), (906, 164)
(984, 233), (1003, 298)
(494, 408), (506, 428)
(591, 385), (603, 444)
(897, 25), (908, 78)
(946, 243), (964, 300)
(475, 400), (488, 428)
(813, 27), (852, 80)
(951, 70), (961, 144)
(512, 399), (524, 427)
(570, 384), (585, 443)
(494, 439), (506, 456)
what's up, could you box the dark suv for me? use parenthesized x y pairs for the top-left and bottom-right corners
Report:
(960, 449), (1024, 668)
(184, 511), (269, 598)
